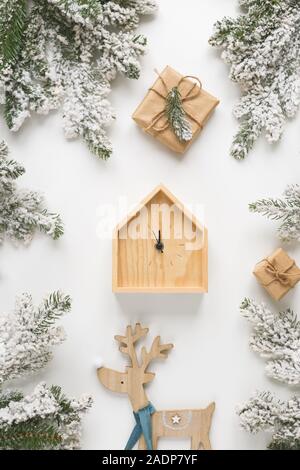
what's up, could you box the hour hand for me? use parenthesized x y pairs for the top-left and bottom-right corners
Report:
(154, 230), (164, 253)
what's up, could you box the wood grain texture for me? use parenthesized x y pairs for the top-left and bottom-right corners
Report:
(113, 185), (208, 292)
(138, 404), (215, 450)
(97, 324), (215, 450)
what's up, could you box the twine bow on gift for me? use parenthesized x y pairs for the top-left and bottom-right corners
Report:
(263, 258), (298, 287)
(145, 69), (203, 142)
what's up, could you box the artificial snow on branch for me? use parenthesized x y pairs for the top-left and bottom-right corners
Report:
(0, 0), (157, 159)
(240, 298), (300, 385)
(0, 292), (92, 449)
(0, 383), (92, 450)
(249, 184), (300, 242)
(0, 291), (71, 384)
(209, 0), (300, 160)
(239, 299), (300, 449)
(0, 141), (63, 243)
(237, 392), (300, 450)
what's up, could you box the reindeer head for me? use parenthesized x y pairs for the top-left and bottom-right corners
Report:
(97, 324), (173, 411)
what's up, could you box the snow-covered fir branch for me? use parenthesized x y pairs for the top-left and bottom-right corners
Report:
(237, 392), (300, 450)
(0, 141), (63, 243)
(240, 298), (300, 385)
(210, 0), (300, 160)
(0, 382), (92, 449)
(0, 291), (71, 384)
(0, 0), (157, 159)
(239, 299), (300, 449)
(0, 292), (92, 449)
(249, 184), (300, 242)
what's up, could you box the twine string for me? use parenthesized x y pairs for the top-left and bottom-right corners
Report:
(263, 258), (299, 287)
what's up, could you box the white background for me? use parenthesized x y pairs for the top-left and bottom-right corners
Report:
(1, 0), (300, 450)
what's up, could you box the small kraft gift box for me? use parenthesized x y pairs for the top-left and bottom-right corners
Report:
(132, 66), (220, 153)
(253, 248), (300, 301)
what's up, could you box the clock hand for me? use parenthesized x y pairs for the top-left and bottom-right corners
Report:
(152, 230), (159, 243)
(155, 229), (164, 253)
(150, 227), (164, 253)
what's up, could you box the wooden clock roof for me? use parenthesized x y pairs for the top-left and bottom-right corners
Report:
(115, 184), (206, 234)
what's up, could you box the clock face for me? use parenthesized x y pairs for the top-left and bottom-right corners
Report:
(114, 189), (207, 292)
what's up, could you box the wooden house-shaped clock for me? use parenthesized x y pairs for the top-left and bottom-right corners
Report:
(113, 185), (208, 293)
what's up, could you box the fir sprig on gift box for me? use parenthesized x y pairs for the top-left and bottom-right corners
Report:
(249, 185), (300, 242)
(210, 0), (300, 160)
(165, 87), (192, 142)
(0, 0), (157, 159)
(0, 141), (63, 243)
(0, 292), (92, 450)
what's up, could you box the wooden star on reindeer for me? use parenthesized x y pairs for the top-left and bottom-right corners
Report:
(172, 414), (182, 424)
(97, 323), (215, 450)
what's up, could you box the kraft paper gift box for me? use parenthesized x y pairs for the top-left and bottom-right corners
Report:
(253, 248), (300, 301)
(132, 66), (220, 154)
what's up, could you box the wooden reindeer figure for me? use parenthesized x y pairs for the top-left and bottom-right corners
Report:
(97, 323), (215, 450)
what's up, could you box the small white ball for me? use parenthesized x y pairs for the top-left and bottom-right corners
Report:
(94, 356), (104, 369)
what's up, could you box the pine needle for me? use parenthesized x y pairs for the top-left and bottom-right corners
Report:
(165, 87), (192, 142)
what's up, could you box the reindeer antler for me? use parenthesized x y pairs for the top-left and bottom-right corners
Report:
(115, 323), (148, 368)
(141, 336), (173, 371)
